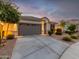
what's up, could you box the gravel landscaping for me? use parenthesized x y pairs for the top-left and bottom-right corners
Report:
(51, 32), (79, 45)
(0, 39), (16, 59)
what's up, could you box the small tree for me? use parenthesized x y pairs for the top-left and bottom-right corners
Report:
(67, 24), (76, 34)
(0, 0), (21, 39)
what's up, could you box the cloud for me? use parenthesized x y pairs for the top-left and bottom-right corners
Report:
(14, 0), (79, 21)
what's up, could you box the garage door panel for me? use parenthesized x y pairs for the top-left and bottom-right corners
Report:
(18, 23), (41, 36)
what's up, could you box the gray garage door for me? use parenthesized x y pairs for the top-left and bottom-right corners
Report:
(18, 23), (41, 36)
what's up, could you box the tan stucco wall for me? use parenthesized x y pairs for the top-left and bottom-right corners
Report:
(0, 22), (18, 38)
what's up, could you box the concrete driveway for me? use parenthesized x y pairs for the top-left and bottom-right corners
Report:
(11, 35), (69, 59)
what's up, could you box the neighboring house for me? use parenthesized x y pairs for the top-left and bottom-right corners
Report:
(64, 19), (79, 32)
(54, 19), (79, 33)
(54, 23), (63, 33)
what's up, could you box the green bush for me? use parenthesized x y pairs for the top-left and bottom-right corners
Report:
(55, 28), (62, 35)
(65, 24), (76, 35)
(50, 29), (54, 34)
(7, 35), (15, 40)
(62, 36), (72, 41)
(68, 24), (76, 32)
(71, 35), (78, 39)
(48, 31), (52, 36)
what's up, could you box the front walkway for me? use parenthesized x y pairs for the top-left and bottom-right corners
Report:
(11, 35), (69, 59)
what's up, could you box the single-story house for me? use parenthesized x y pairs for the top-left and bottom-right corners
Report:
(0, 16), (51, 38)
(18, 16), (50, 36)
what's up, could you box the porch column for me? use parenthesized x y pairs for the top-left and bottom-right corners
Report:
(41, 20), (45, 35)
(46, 21), (50, 34)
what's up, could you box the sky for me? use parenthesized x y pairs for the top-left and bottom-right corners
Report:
(12, 0), (79, 21)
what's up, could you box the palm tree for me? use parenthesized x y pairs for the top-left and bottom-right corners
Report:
(0, 0), (21, 40)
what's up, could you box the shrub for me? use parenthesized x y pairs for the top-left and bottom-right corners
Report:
(67, 24), (76, 32)
(48, 31), (52, 36)
(7, 35), (15, 40)
(65, 24), (76, 35)
(62, 36), (72, 41)
(71, 35), (78, 39)
(55, 28), (62, 35)
(65, 31), (71, 35)
(50, 28), (54, 34)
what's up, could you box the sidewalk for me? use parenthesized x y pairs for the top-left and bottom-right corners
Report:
(60, 42), (79, 59)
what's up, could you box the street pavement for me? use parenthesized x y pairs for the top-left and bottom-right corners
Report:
(60, 42), (79, 59)
(11, 35), (69, 59)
